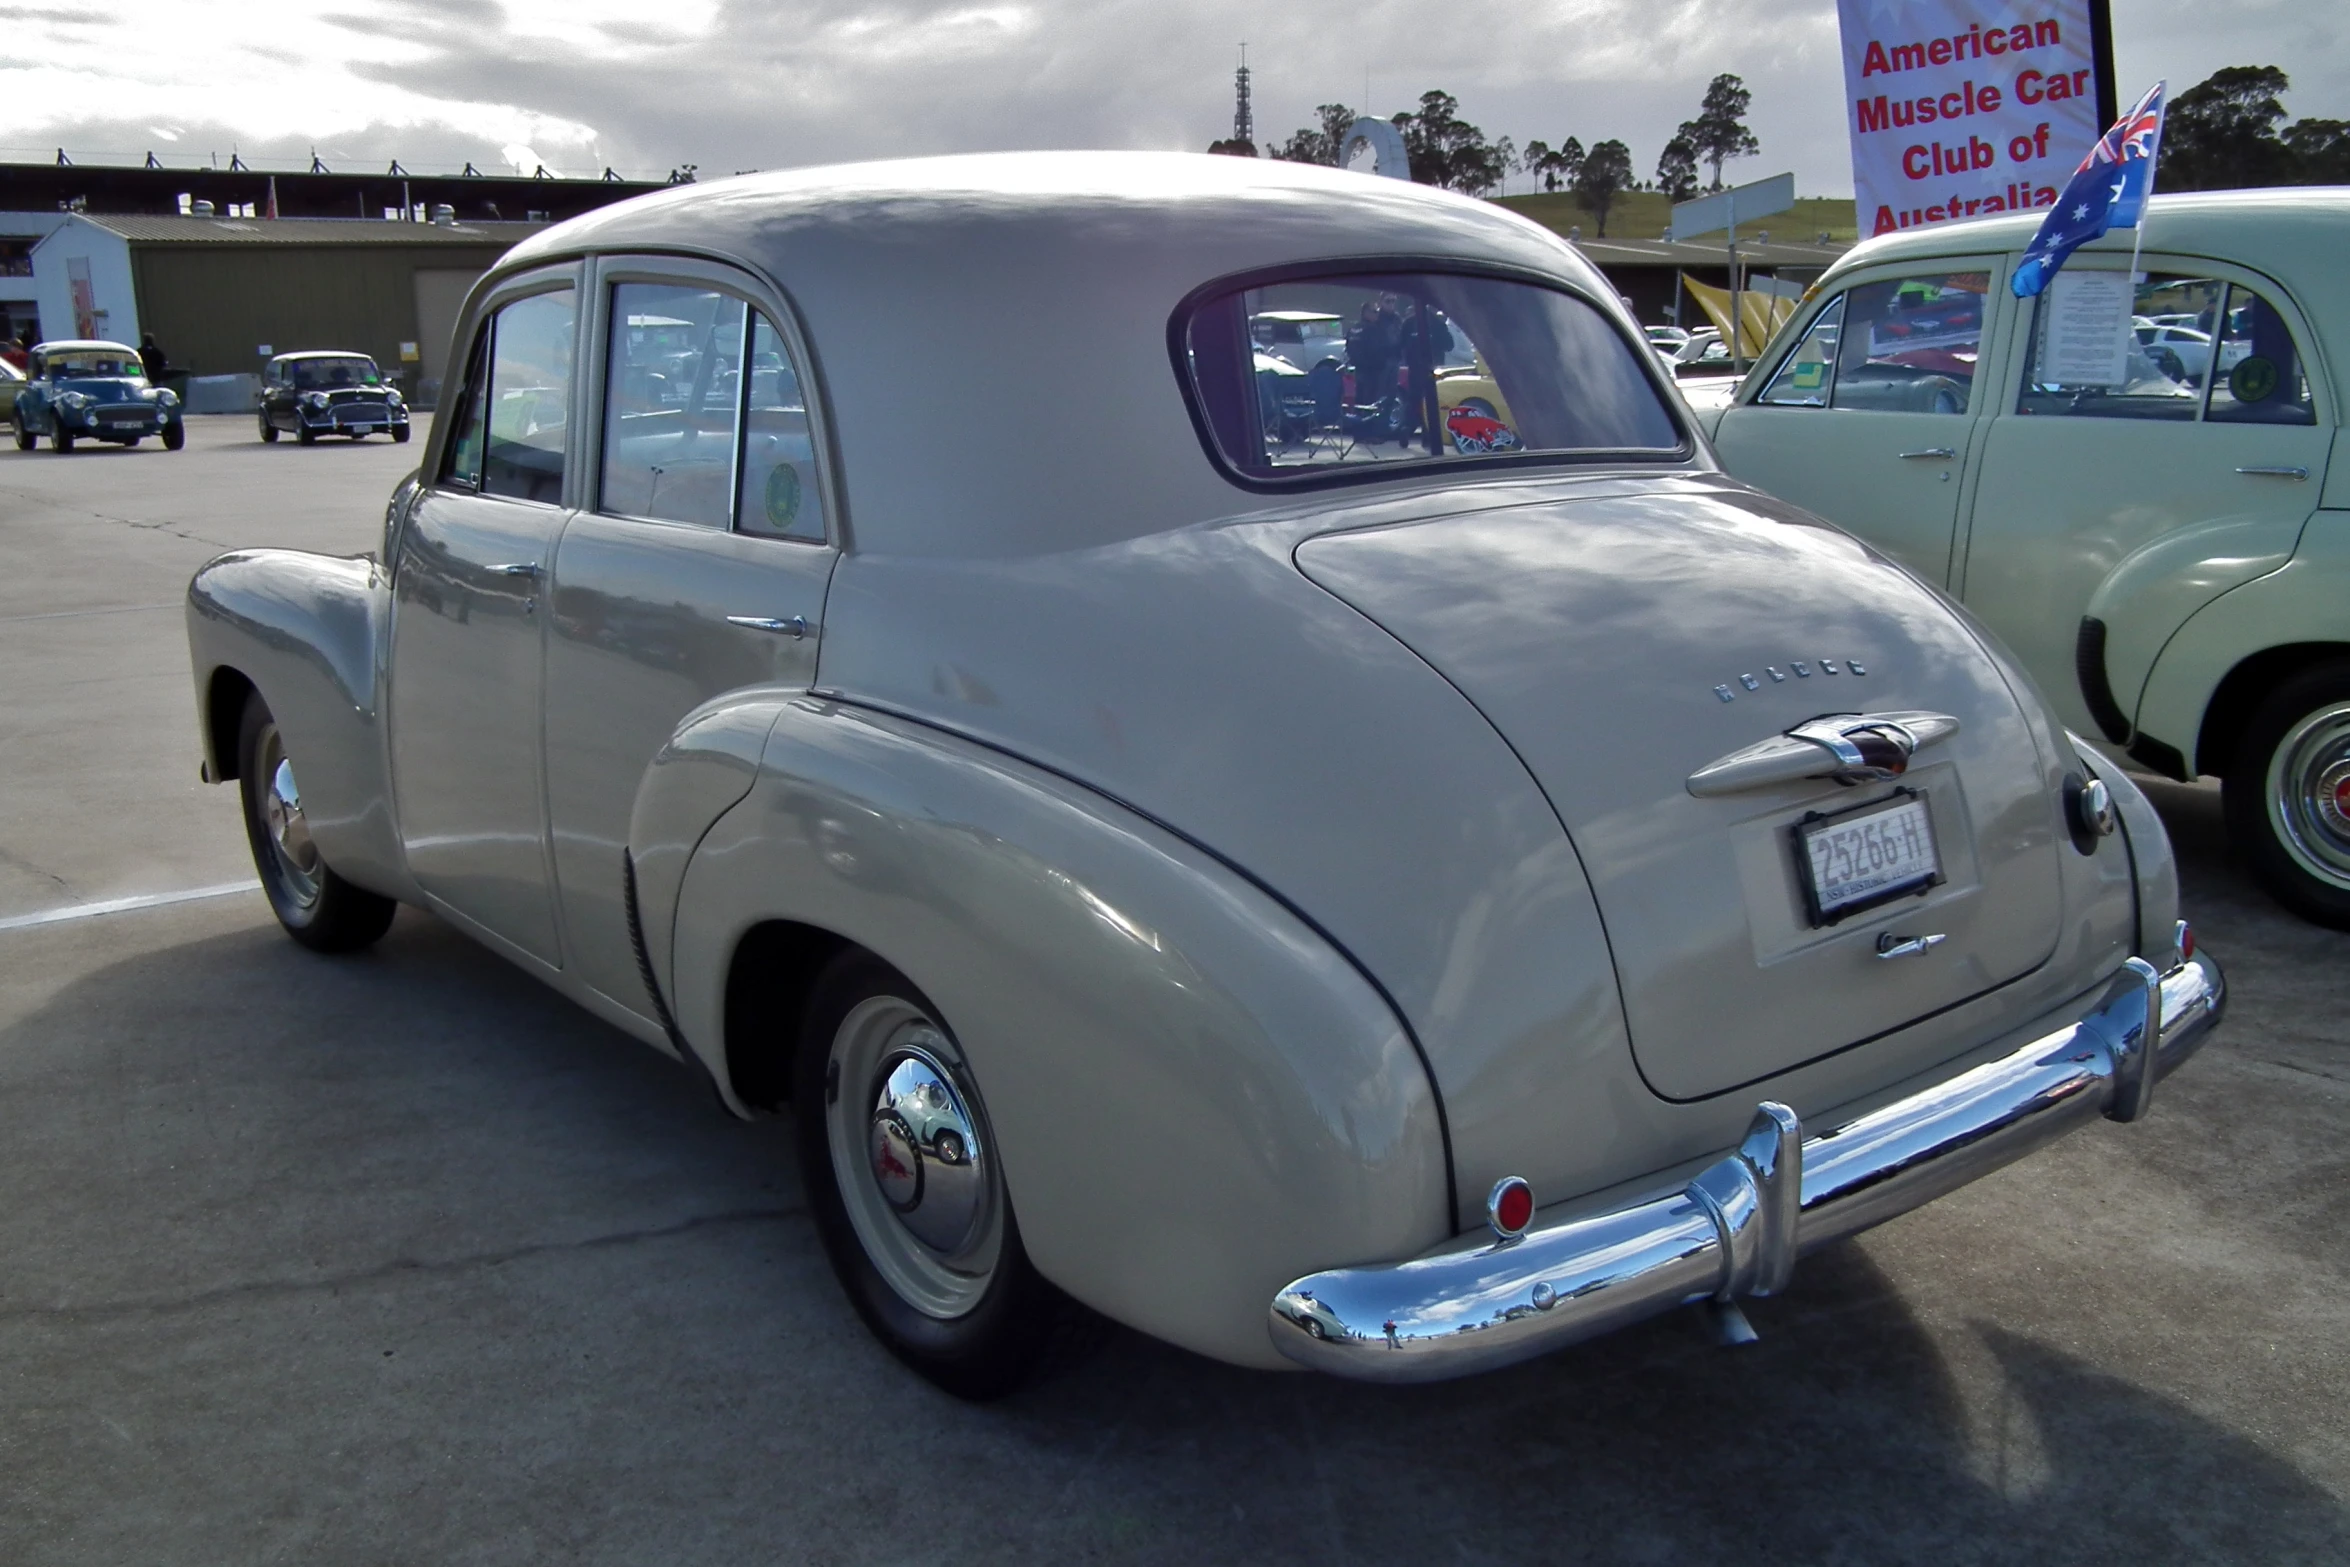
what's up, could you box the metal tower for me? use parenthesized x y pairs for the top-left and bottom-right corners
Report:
(1233, 45), (1253, 146)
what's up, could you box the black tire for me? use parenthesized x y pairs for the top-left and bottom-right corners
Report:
(235, 690), (398, 952)
(258, 414), (278, 443)
(162, 424), (185, 451)
(12, 417), (31, 452)
(2224, 657), (2350, 929)
(50, 427), (72, 453)
(295, 423), (316, 446)
(392, 425), (411, 444)
(793, 950), (1091, 1400)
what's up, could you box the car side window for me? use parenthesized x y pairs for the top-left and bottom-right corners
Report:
(441, 335), (488, 489)
(2017, 273), (2221, 420)
(2205, 282), (2316, 426)
(1756, 295), (1845, 406)
(482, 288), (576, 504)
(601, 282), (747, 527)
(1826, 273), (1986, 415)
(737, 312), (824, 541)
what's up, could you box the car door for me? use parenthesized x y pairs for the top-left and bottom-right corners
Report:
(387, 269), (581, 965)
(1711, 262), (2008, 586)
(1960, 260), (2332, 735)
(539, 259), (839, 1015)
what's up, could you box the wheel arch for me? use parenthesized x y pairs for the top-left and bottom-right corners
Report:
(2198, 641), (2350, 778)
(200, 664), (258, 782)
(721, 918), (850, 1108)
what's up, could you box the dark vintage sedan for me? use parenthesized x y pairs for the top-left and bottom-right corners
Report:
(11, 340), (184, 451)
(258, 351), (411, 444)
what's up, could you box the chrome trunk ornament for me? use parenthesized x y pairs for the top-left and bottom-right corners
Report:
(1686, 711), (1961, 797)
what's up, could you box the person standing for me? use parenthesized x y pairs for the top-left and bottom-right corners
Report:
(139, 333), (170, 379)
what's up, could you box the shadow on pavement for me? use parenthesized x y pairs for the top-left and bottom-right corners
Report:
(3, 891), (2343, 1564)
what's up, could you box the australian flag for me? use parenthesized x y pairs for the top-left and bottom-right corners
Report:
(2011, 83), (2166, 298)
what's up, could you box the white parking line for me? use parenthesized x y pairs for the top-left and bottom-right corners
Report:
(0, 881), (260, 933)
(0, 602), (181, 626)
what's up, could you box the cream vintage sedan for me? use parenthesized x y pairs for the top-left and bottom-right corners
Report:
(185, 155), (2222, 1399)
(1711, 192), (2350, 928)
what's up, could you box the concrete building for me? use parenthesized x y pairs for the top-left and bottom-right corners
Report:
(4, 211), (544, 400)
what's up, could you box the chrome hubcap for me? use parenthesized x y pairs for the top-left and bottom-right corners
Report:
(2267, 703), (2350, 891)
(257, 726), (321, 907)
(827, 997), (1001, 1317)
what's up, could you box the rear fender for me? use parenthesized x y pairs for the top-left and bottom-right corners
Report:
(184, 549), (414, 901)
(2133, 513), (2350, 771)
(665, 698), (1449, 1369)
(2084, 512), (2304, 734)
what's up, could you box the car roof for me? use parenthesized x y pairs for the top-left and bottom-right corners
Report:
(495, 152), (1629, 558)
(34, 340), (138, 355)
(273, 350), (374, 361)
(1254, 310), (1345, 322)
(1821, 188), (2350, 353)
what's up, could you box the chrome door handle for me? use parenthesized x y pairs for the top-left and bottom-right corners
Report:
(1898, 448), (1956, 460)
(727, 614), (808, 639)
(2235, 465), (2308, 480)
(490, 562), (542, 577)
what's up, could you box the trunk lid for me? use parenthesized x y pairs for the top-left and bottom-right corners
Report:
(1295, 478), (2063, 1101)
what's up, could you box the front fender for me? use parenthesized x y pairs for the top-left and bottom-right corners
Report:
(2085, 512), (2304, 732)
(666, 698), (1451, 1369)
(185, 549), (415, 901)
(2134, 512), (2350, 769)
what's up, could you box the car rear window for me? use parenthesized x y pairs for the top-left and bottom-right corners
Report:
(1180, 270), (1683, 485)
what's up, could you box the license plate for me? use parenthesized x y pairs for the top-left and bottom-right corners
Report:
(1796, 792), (1940, 925)
(350, 424), (373, 434)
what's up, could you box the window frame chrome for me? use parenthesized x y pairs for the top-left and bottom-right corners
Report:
(1167, 254), (1699, 496)
(580, 251), (840, 550)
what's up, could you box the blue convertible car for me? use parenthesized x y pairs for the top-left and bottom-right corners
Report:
(11, 339), (185, 452)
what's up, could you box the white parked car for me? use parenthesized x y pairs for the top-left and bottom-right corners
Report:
(1710, 190), (2350, 926)
(184, 154), (2221, 1398)
(1248, 308), (1347, 372)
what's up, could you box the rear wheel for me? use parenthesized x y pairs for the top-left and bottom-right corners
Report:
(2225, 657), (2350, 929)
(235, 690), (398, 952)
(793, 950), (1089, 1399)
(12, 417), (31, 451)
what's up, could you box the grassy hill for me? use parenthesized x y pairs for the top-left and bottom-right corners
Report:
(1492, 191), (1859, 244)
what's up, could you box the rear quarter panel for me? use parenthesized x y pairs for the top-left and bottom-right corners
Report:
(665, 699), (1452, 1369)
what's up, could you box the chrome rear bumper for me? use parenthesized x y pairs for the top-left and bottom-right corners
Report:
(1270, 949), (2224, 1382)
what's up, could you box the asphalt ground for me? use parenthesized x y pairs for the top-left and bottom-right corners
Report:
(1, 415), (2344, 1565)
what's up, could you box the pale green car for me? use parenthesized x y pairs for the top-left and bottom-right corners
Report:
(1708, 191), (2350, 928)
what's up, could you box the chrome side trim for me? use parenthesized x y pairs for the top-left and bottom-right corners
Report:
(1269, 950), (2223, 1383)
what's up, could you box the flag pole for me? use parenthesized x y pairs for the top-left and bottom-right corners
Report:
(2119, 84), (2165, 320)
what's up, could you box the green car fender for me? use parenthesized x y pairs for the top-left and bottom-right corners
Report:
(2133, 508), (2350, 772)
(2085, 511), (2308, 737)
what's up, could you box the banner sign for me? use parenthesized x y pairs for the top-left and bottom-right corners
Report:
(1838, 0), (2102, 237)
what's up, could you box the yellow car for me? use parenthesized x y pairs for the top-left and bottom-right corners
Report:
(0, 356), (25, 424)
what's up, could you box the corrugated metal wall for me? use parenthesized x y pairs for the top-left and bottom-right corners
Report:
(128, 243), (508, 382)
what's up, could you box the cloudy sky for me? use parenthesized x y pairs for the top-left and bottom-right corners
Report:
(2, 0), (2341, 195)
